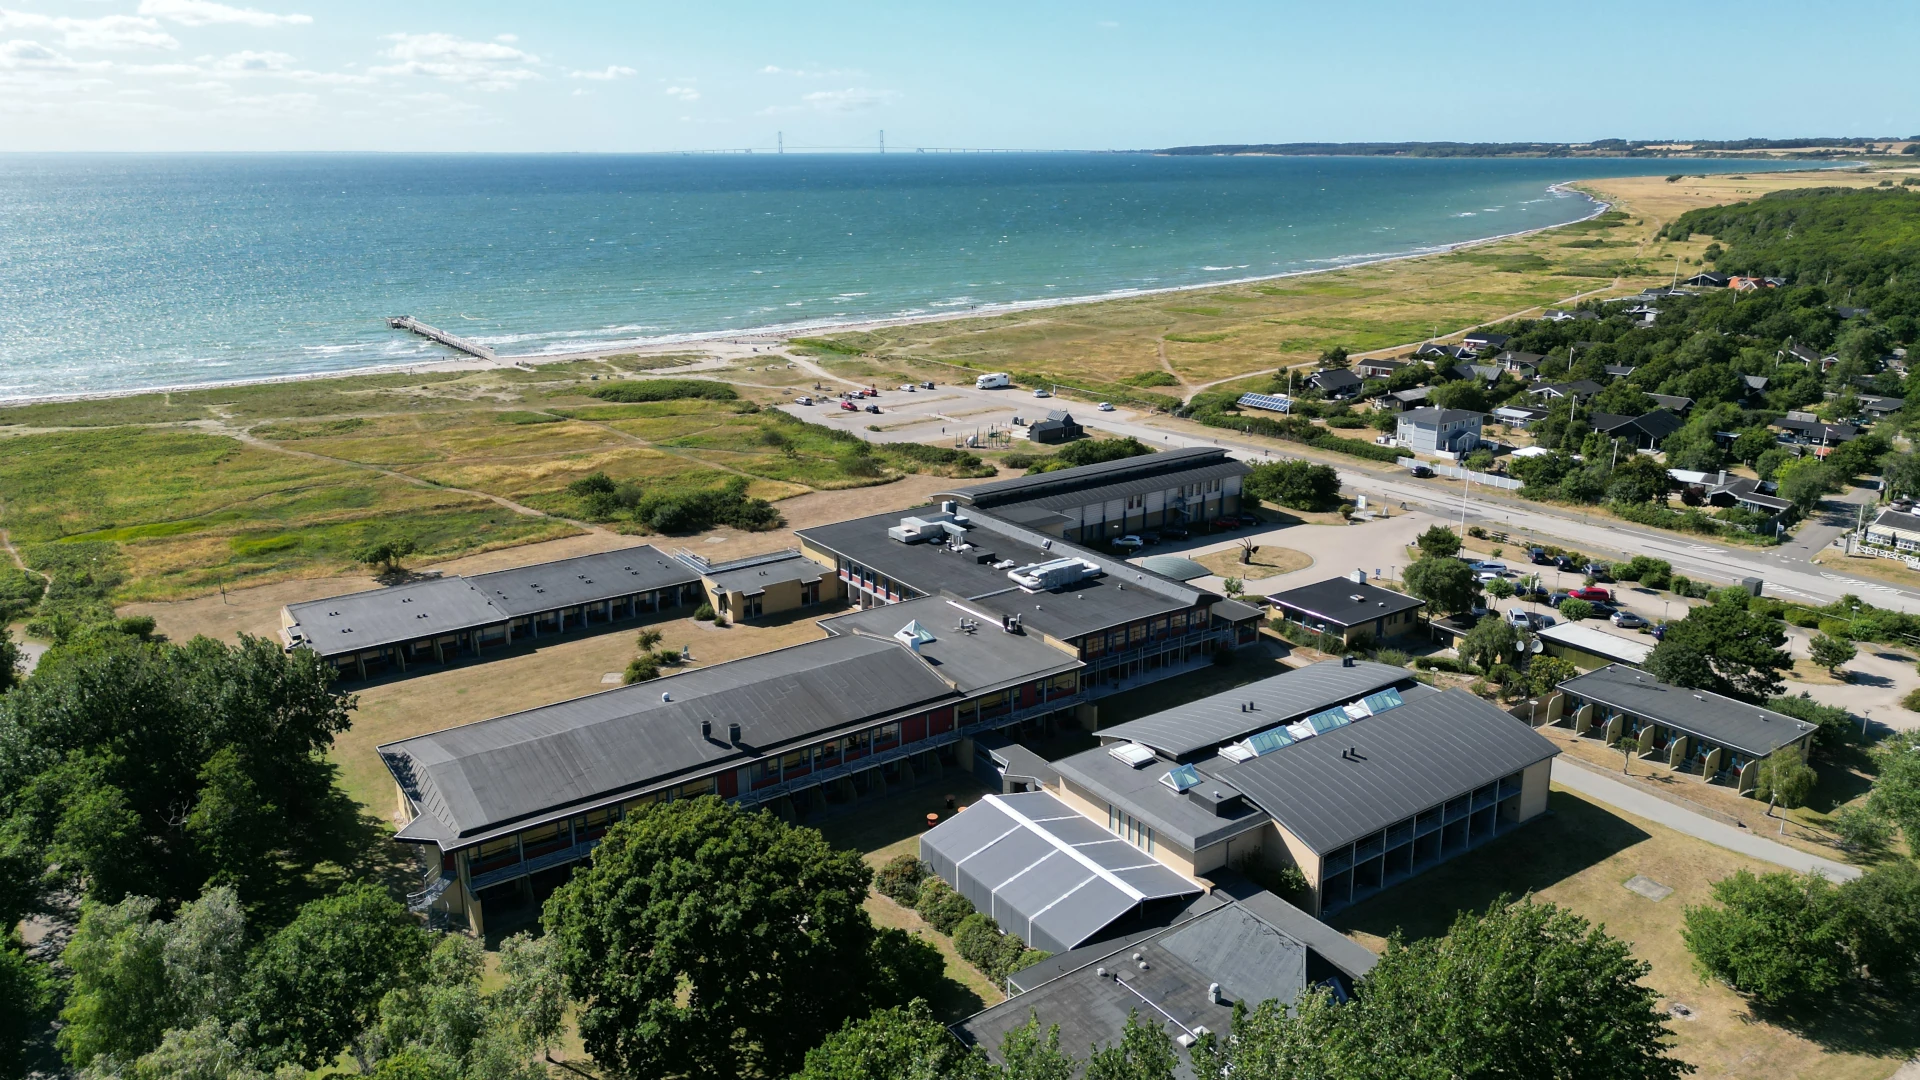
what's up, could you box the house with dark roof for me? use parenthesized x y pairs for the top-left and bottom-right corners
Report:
(1550, 665), (1818, 795)
(1587, 408), (1683, 450)
(1527, 379), (1603, 404)
(954, 889), (1376, 1069)
(1353, 358), (1407, 380)
(1494, 350), (1545, 378)
(1603, 364), (1638, 379)
(1647, 393), (1694, 415)
(1772, 416), (1859, 448)
(935, 445), (1249, 544)
(1669, 469), (1792, 519)
(1491, 404), (1549, 427)
(1028, 409), (1085, 444)
(1308, 368), (1364, 398)
(1543, 308), (1600, 323)
(1858, 394), (1905, 420)
(1045, 659), (1556, 917)
(1381, 386), (1431, 411)
(282, 546), (705, 681)
(1417, 342), (1477, 362)
(1782, 343), (1839, 371)
(1396, 407), (1484, 455)
(1682, 271), (1731, 288)
(674, 549), (829, 625)
(1863, 506), (1920, 553)
(1462, 330), (1510, 350)
(1448, 363), (1502, 384)
(1266, 575), (1425, 646)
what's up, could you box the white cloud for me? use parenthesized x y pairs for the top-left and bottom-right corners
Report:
(0, 38), (110, 72)
(664, 84), (697, 101)
(215, 49), (293, 72)
(567, 64), (635, 81)
(801, 86), (893, 112)
(373, 32), (539, 90)
(495, 33), (516, 43)
(0, 10), (178, 51)
(137, 0), (312, 28)
(760, 64), (863, 79)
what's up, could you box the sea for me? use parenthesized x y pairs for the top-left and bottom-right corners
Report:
(0, 153), (1823, 401)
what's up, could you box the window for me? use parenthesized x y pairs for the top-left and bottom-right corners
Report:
(1106, 805), (1155, 853)
(1126, 494), (1144, 510)
(801, 580), (820, 605)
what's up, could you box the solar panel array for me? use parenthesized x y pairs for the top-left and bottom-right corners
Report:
(1237, 392), (1293, 414)
(919, 791), (1201, 954)
(1225, 686), (1406, 761)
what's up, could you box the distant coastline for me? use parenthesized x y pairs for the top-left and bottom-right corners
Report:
(1155, 138), (1908, 159)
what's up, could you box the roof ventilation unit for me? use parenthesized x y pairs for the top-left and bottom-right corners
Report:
(1349, 568), (1367, 584)
(728, 722), (742, 745)
(1007, 557), (1102, 591)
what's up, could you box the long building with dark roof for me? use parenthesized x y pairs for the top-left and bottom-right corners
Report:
(936, 446), (1248, 545)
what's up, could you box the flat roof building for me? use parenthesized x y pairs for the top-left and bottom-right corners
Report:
(1535, 621), (1655, 670)
(937, 446), (1249, 545)
(1265, 576), (1425, 647)
(1550, 665), (1817, 795)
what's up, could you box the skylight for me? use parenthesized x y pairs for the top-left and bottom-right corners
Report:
(1160, 764), (1203, 793)
(1108, 742), (1157, 768)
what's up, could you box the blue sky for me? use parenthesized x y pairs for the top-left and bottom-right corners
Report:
(3, 0), (1916, 151)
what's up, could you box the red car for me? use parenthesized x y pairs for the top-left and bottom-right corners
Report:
(1210, 517), (1240, 530)
(840, 400), (858, 411)
(1568, 586), (1612, 603)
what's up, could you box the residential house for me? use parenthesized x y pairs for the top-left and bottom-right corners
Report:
(1490, 404), (1549, 428)
(1681, 272), (1731, 288)
(1266, 575), (1425, 647)
(1417, 342), (1478, 362)
(1550, 665), (1817, 795)
(1308, 368), (1365, 399)
(1462, 330), (1510, 351)
(1863, 506), (1920, 553)
(1647, 393), (1694, 415)
(1380, 386), (1432, 411)
(1027, 409), (1085, 444)
(1586, 409), (1683, 450)
(1603, 364), (1638, 379)
(1772, 416), (1859, 449)
(1730, 276), (1777, 291)
(1527, 379), (1604, 404)
(1858, 395), (1905, 420)
(1395, 407), (1485, 455)
(1543, 308), (1600, 323)
(1354, 358), (1407, 380)
(1782, 343), (1839, 372)
(1448, 363), (1502, 384)
(1534, 622), (1654, 672)
(1669, 469), (1793, 520)
(1494, 350), (1545, 378)
(1741, 374), (1770, 400)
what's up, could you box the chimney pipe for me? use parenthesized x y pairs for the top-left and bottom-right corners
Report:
(728, 722), (742, 745)
(700, 719), (710, 740)
(1208, 982), (1222, 1004)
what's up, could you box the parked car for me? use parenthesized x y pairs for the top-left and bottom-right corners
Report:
(922, 380), (935, 389)
(1237, 512), (1261, 526)
(1585, 602), (1621, 620)
(1469, 561), (1508, 576)
(1210, 517), (1240, 531)
(1409, 464), (1435, 478)
(1546, 591), (1569, 608)
(796, 396), (814, 405)
(1475, 570), (1504, 584)
(1097, 402), (1115, 411)
(1033, 388), (1052, 398)
(840, 400), (858, 411)
(1583, 562), (1613, 582)
(1650, 623), (1668, 641)
(1112, 535), (1144, 552)
(1568, 586), (1613, 603)
(900, 384), (918, 392)
(1529, 547), (1554, 566)
(1611, 611), (1649, 629)
(1505, 608), (1533, 628)
(1161, 524), (1189, 540)
(864, 404), (881, 414)
(1555, 556), (1578, 572)
(1140, 531), (1161, 545)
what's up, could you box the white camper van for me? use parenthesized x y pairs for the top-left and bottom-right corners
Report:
(975, 372), (1011, 390)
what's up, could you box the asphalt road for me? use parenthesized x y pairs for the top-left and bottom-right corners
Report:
(774, 367), (1920, 615)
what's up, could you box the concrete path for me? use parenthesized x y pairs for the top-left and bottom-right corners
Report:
(1551, 759), (1862, 882)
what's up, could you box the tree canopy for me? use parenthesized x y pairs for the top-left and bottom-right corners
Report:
(1242, 460), (1341, 511)
(1643, 595), (1791, 703)
(1402, 556), (1477, 617)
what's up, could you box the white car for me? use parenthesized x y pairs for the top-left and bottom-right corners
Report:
(1033, 388), (1051, 398)
(899, 384), (918, 392)
(795, 396), (814, 406)
(1097, 402), (1115, 412)
(1111, 535), (1144, 551)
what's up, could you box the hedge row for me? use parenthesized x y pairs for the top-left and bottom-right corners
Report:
(876, 854), (1052, 986)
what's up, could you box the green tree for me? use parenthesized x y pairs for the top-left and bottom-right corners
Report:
(1414, 525), (1461, 559)
(1402, 556), (1476, 616)
(1607, 453), (1672, 505)
(1767, 693), (1855, 753)
(1483, 577), (1515, 602)
(1527, 655), (1579, 698)
(1808, 633), (1856, 677)
(241, 884), (431, 1070)
(1556, 598), (1595, 623)
(1242, 460), (1342, 511)
(997, 1015), (1079, 1080)
(0, 938), (54, 1080)
(57, 887), (249, 1071)
(355, 538), (419, 575)
(1084, 1012), (1178, 1080)
(1885, 453), (1920, 500)
(492, 932), (569, 1062)
(0, 627), (19, 695)
(360, 932), (555, 1080)
(793, 1000), (986, 1080)
(1188, 991), (1354, 1080)
(1867, 731), (1920, 845)
(1683, 869), (1849, 1007)
(544, 797), (892, 1080)
(1358, 897), (1689, 1080)
(1644, 599), (1791, 703)
(0, 633), (358, 918)
(1459, 616), (1524, 673)
(1839, 860), (1920, 990)
(1828, 805), (1890, 854)
(1754, 750), (1817, 808)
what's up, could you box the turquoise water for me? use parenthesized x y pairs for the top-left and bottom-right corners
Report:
(0, 153), (1818, 400)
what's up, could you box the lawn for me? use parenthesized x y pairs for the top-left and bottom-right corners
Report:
(1194, 545), (1314, 580)
(1331, 787), (1919, 1080)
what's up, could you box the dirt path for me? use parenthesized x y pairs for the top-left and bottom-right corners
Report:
(1155, 335), (1187, 386)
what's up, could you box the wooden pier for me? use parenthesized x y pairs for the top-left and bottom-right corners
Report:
(386, 316), (498, 363)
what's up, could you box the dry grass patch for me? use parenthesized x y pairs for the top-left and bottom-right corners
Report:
(1194, 546), (1314, 579)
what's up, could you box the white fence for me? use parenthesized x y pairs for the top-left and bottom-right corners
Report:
(1397, 457), (1523, 490)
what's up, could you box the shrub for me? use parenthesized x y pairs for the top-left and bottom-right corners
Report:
(1816, 618), (1854, 640)
(653, 647), (684, 667)
(1787, 608), (1824, 628)
(586, 379), (738, 403)
(636, 628), (664, 651)
(1373, 648), (1411, 668)
(1903, 687), (1920, 713)
(623, 656), (660, 684)
(1829, 806), (1890, 853)
(693, 602), (716, 622)
(1413, 656), (1474, 674)
(1557, 598), (1595, 623)
(913, 877), (975, 934)
(1768, 693), (1855, 752)
(874, 854), (930, 907)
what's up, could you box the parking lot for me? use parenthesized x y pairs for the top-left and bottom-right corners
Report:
(776, 379), (1148, 450)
